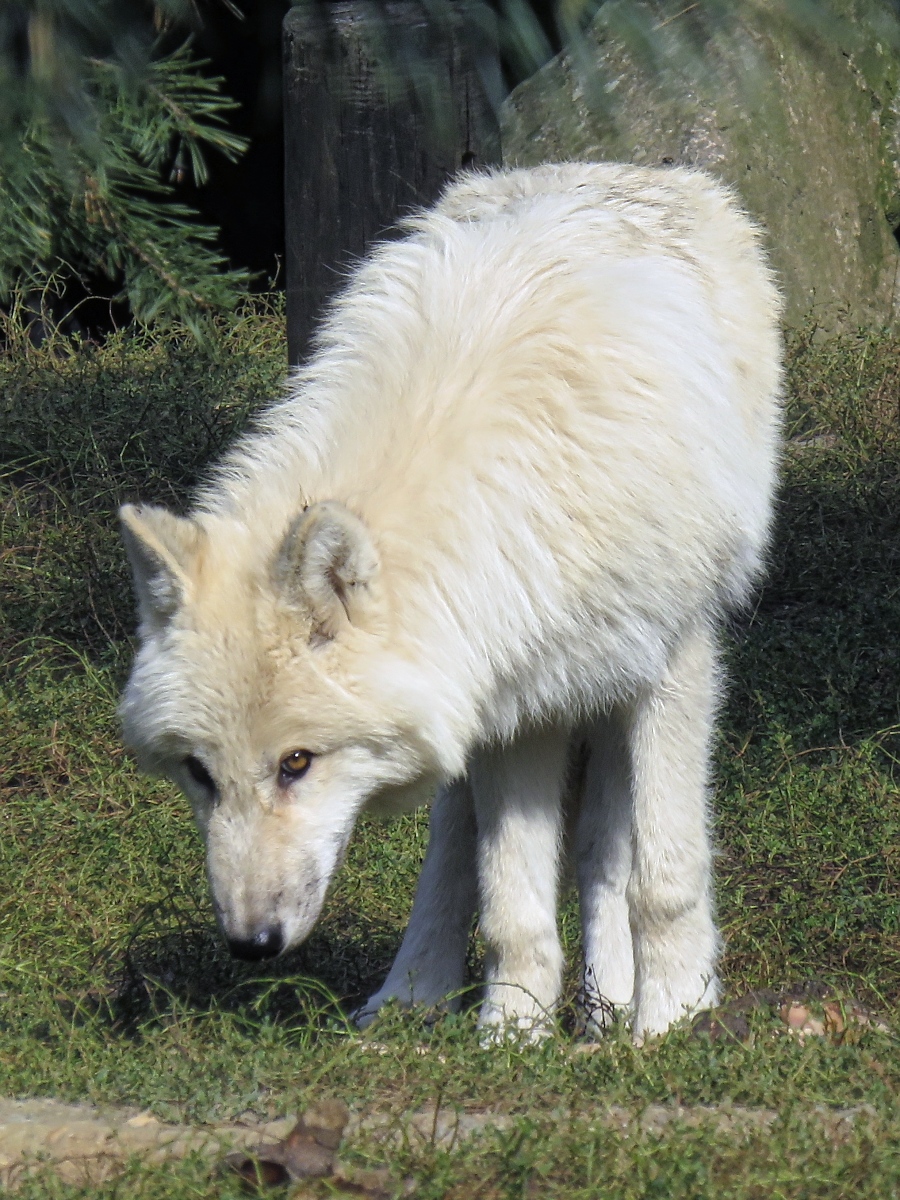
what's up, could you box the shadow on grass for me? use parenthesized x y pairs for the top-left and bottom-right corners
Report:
(92, 898), (405, 1036)
(724, 452), (900, 748)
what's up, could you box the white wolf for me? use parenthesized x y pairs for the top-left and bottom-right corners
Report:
(120, 162), (782, 1040)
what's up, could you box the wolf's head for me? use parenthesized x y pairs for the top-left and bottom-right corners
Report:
(119, 501), (440, 960)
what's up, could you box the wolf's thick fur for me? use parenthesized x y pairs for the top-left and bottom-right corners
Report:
(120, 162), (782, 1039)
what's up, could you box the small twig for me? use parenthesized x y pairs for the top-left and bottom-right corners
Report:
(787, 744), (847, 760)
(826, 854), (882, 889)
(655, 3), (700, 30)
(430, 1084), (445, 1148)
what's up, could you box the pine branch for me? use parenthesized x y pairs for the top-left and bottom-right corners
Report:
(0, 3), (249, 333)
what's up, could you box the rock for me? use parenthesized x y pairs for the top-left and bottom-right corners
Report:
(691, 989), (780, 1042)
(353, 1099), (878, 1148)
(690, 983), (892, 1046)
(0, 1092), (885, 1189)
(501, 0), (900, 330)
(776, 984), (892, 1043)
(0, 1097), (293, 1189)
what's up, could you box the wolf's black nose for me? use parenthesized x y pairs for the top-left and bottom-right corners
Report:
(227, 925), (284, 961)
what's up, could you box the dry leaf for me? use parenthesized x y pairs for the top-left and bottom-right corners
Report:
(225, 1099), (350, 1191)
(225, 1153), (291, 1189)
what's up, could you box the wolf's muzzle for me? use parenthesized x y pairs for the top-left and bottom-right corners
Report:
(226, 924), (284, 961)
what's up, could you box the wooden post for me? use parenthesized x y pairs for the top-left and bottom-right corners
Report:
(283, 0), (503, 364)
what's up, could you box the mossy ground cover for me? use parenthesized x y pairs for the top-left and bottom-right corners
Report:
(0, 315), (898, 1197)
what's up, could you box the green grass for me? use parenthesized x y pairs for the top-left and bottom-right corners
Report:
(0, 316), (899, 1197)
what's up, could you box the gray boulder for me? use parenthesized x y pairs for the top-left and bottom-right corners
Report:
(501, 1), (900, 330)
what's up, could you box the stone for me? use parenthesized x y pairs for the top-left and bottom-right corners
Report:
(0, 1097), (293, 1189)
(0, 1093), (883, 1188)
(501, 0), (900, 330)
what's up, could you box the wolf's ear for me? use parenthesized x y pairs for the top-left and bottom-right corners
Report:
(119, 504), (202, 630)
(276, 501), (380, 640)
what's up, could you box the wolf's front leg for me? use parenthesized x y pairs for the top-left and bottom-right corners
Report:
(356, 778), (477, 1027)
(628, 622), (721, 1039)
(470, 728), (569, 1041)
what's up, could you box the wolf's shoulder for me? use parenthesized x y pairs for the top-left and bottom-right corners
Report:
(428, 160), (739, 227)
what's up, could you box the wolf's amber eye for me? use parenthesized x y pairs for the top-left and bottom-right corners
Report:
(185, 756), (215, 793)
(279, 750), (312, 783)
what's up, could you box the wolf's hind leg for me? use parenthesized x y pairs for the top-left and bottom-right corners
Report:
(356, 778), (477, 1027)
(576, 711), (635, 1033)
(628, 622), (721, 1039)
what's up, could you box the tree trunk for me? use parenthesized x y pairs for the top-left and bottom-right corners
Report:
(283, 0), (503, 364)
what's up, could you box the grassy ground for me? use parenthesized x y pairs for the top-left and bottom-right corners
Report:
(0, 313), (898, 1197)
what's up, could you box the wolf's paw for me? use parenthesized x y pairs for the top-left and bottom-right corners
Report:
(633, 974), (720, 1042)
(352, 1001), (384, 1031)
(477, 1013), (555, 1048)
(577, 978), (633, 1038)
(353, 986), (456, 1031)
(352, 989), (412, 1030)
(476, 990), (556, 1048)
